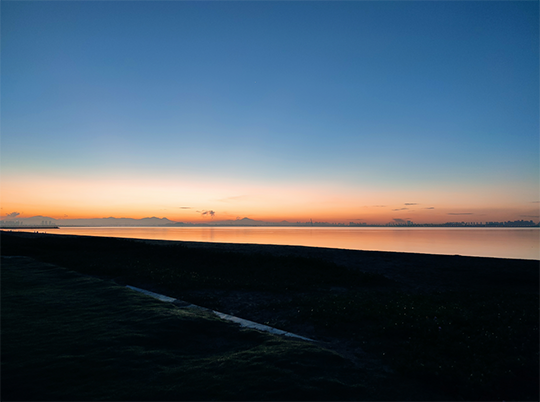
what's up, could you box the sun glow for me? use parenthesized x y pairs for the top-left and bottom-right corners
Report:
(1, 171), (537, 224)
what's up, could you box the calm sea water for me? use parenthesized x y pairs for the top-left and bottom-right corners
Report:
(14, 226), (540, 260)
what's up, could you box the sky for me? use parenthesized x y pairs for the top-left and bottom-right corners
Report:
(1, 1), (539, 224)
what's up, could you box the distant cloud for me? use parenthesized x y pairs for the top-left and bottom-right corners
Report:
(448, 213), (473, 215)
(392, 208), (409, 211)
(404, 203), (418, 206)
(424, 207), (435, 210)
(373, 205), (386, 207)
(520, 214), (539, 218)
(179, 206), (192, 209)
(200, 210), (215, 218)
(531, 201), (540, 204)
(5, 212), (20, 218)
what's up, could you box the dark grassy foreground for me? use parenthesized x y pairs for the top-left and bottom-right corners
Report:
(1, 231), (539, 401)
(2, 257), (373, 401)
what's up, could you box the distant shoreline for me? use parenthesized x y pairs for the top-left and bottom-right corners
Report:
(1, 216), (538, 229)
(2, 224), (539, 228)
(0, 226), (59, 230)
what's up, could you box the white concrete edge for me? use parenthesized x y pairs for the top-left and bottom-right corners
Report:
(126, 285), (177, 303)
(125, 285), (315, 342)
(212, 311), (314, 342)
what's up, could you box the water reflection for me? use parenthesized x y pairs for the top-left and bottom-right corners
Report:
(10, 227), (539, 260)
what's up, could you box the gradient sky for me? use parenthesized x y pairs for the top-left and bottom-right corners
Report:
(2, 1), (539, 224)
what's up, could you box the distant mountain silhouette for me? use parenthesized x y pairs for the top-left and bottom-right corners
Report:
(1, 216), (176, 227)
(211, 217), (265, 226)
(3, 216), (536, 228)
(173, 218), (296, 226)
(1, 215), (296, 227)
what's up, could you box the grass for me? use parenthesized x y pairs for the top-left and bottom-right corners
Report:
(2, 231), (538, 400)
(2, 257), (372, 401)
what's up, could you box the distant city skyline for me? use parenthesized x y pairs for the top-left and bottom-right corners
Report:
(2, 2), (538, 224)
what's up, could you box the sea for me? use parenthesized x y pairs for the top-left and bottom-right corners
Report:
(11, 226), (540, 260)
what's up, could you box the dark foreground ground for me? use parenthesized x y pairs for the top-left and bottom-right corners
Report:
(1, 231), (539, 401)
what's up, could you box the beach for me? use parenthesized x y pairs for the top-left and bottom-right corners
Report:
(1, 231), (538, 401)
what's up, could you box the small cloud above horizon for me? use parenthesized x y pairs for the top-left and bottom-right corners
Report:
(392, 208), (409, 211)
(5, 212), (20, 218)
(404, 203), (418, 206)
(448, 212), (474, 215)
(424, 207), (435, 209)
(199, 210), (215, 218)
(179, 206), (192, 209)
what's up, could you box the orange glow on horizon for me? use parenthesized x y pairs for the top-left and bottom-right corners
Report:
(1, 173), (538, 224)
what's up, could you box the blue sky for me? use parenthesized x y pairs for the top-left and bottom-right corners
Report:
(1, 1), (539, 223)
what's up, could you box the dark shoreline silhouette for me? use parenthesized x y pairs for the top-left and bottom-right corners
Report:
(2, 231), (538, 401)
